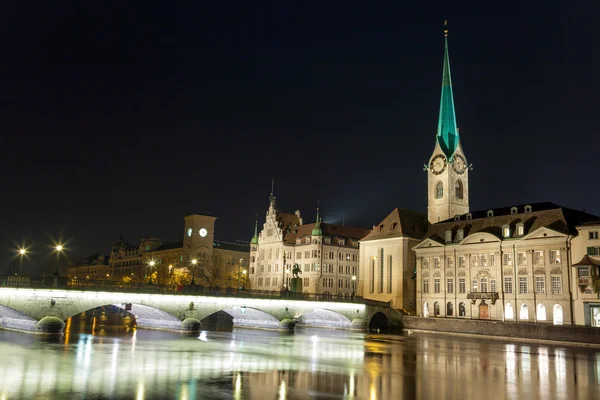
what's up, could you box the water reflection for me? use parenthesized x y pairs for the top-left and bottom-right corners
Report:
(0, 323), (598, 399)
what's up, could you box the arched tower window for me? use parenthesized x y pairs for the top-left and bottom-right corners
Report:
(455, 179), (464, 199)
(435, 181), (444, 199)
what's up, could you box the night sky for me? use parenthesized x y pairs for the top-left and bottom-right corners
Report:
(0, 2), (597, 273)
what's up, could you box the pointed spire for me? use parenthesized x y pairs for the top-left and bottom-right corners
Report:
(437, 20), (460, 159)
(268, 179), (276, 209)
(251, 216), (259, 244)
(311, 202), (323, 236)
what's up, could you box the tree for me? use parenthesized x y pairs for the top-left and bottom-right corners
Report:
(199, 262), (220, 290)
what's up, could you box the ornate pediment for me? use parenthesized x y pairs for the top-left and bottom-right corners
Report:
(518, 269), (528, 275)
(446, 270), (454, 277)
(475, 270), (492, 279)
(534, 268), (545, 275)
(550, 268), (562, 275)
(522, 227), (567, 240)
(503, 268), (513, 276)
(433, 272), (441, 277)
(457, 271), (466, 277)
(422, 272), (430, 278)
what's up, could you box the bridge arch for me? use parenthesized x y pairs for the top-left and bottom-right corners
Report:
(296, 308), (354, 329)
(368, 312), (389, 331)
(196, 307), (282, 330)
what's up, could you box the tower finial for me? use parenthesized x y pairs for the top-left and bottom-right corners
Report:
(444, 20), (448, 37)
(269, 179), (276, 208)
(311, 201), (323, 236)
(271, 179), (275, 196)
(251, 214), (259, 244)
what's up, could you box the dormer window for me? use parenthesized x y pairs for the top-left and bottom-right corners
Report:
(456, 229), (464, 242)
(524, 205), (532, 212)
(324, 238), (331, 244)
(454, 215), (460, 221)
(516, 223), (524, 236)
(389, 223), (397, 231)
(338, 239), (345, 245)
(502, 224), (511, 238)
(296, 239), (301, 244)
(510, 207), (518, 215)
(444, 230), (452, 243)
(305, 237), (310, 244)
(487, 210), (494, 217)
(466, 213), (472, 220)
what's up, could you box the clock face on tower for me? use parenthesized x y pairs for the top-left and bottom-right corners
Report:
(199, 228), (208, 237)
(430, 154), (447, 175)
(187, 228), (192, 237)
(452, 154), (466, 175)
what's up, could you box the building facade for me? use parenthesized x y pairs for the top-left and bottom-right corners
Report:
(571, 220), (600, 326)
(414, 203), (597, 324)
(358, 208), (428, 312)
(248, 195), (369, 298)
(91, 214), (249, 288)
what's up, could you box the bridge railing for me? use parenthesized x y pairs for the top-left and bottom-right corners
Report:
(0, 275), (377, 304)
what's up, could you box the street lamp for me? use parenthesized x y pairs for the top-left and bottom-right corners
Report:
(54, 244), (64, 277)
(190, 259), (197, 285)
(237, 258), (243, 294)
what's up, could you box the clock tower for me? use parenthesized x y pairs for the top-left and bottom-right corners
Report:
(427, 22), (470, 224)
(183, 214), (216, 260)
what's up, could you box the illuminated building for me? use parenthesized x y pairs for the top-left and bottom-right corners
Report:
(248, 194), (369, 297)
(69, 214), (249, 287)
(571, 220), (600, 326)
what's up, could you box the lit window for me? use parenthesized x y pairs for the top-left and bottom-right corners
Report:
(480, 278), (488, 292)
(519, 277), (528, 294)
(535, 276), (545, 294)
(517, 252), (527, 265)
(504, 277), (513, 294)
(549, 250), (561, 264)
(534, 251), (544, 265)
(472, 279), (478, 293)
(436, 181), (443, 199)
(551, 276), (562, 294)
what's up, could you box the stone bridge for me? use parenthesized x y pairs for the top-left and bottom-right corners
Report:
(0, 287), (397, 334)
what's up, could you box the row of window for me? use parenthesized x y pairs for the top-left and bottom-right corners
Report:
(422, 250), (561, 269)
(256, 277), (354, 290)
(256, 248), (358, 261)
(422, 275), (563, 294)
(423, 301), (564, 324)
(256, 264), (359, 275)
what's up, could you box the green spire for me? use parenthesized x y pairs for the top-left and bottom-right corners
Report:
(437, 21), (459, 159)
(311, 205), (323, 236)
(250, 217), (259, 244)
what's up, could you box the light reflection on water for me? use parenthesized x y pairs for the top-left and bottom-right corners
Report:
(0, 325), (598, 399)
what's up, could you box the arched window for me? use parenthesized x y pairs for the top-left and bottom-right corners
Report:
(447, 302), (454, 316)
(505, 303), (514, 319)
(434, 302), (440, 316)
(520, 303), (529, 320)
(553, 304), (563, 325)
(436, 181), (444, 199)
(480, 278), (488, 293)
(537, 304), (547, 321)
(423, 302), (429, 317)
(459, 302), (466, 317)
(455, 179), (464, 199)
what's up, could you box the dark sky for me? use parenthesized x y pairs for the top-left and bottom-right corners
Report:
(0, 2), (597, 273)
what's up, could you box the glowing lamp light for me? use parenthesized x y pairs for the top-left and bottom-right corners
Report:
(191, 259), (198, 265)
(352, 276), (357, 281)
(149, 261), (155, 267)
(242, 269), (247, 275)
(56, 245), (63, 252)
(19, 248), (27, 255)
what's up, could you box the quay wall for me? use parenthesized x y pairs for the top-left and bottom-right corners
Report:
(400, 316), (600, 345)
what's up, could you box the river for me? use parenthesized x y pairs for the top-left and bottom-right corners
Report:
(0, 313), (599, 399)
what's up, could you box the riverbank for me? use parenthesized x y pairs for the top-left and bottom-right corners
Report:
(399, 315), (600, 346)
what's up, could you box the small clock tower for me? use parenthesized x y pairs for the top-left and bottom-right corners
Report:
(427, 22), (470, 224)
(183, 214), (216, 260)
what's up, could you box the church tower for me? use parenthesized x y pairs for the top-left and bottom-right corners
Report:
(427, 22), (470, 224)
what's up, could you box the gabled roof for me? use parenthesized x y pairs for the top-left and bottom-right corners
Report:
(284, 222), (370, 245)
(573, 255), (600, 267)
(276, 211), (302, 241)
(361, 208), (429, 242)
(426, 202), (598, 242)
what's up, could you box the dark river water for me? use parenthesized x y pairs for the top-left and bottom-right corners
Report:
(0, 313), (599, 399)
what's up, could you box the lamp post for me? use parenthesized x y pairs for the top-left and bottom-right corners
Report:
(242, 269), (247, 290)
(16, 248), (27, 275)
(352, 275), (357, 301)
(148, 260), (155, 284)
(54, 245), (64, 277)
(190, 259), (197, 285)
(237, 258), (243, 294)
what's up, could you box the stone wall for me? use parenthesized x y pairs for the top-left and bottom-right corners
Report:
(400, 316), (600, 345)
